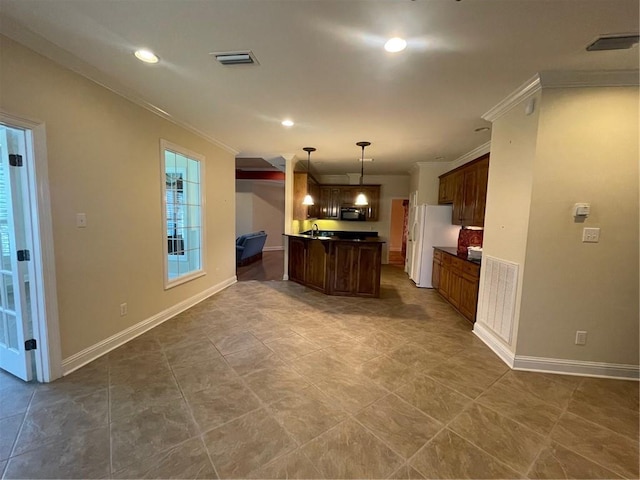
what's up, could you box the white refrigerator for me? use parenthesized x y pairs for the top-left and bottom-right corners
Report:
(407, 204), (460, 288)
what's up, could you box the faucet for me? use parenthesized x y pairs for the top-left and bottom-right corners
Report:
(312, 223), (319, 236)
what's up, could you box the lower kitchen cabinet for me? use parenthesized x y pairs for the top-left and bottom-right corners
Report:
(432, 247), (480, 323)
(287, 235), (383, 298)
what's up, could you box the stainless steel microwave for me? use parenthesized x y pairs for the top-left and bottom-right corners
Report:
(340, 207), (366, 221)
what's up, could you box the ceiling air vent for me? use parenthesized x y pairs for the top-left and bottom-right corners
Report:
(211, 50), (259, 66)
(586, 34), (639, 51)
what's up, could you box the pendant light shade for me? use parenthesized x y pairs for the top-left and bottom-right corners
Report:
(355, 141), (370, 206)
(302, 147), (316, 206)
(354, 192), (368, 206)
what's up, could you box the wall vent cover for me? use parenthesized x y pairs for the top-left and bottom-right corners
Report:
(210, 50), (259, 65)
(586, 34), (639, 51)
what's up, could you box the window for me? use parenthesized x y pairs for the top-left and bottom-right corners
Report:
(161, 140), (205, 288)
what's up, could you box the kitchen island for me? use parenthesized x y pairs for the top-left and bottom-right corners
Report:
(286, 231), (384, 298)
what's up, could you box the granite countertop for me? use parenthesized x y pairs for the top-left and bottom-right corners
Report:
(285, 232), (386, 243)
(434, 246), (482, 265)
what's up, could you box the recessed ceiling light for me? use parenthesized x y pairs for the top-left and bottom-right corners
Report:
(134, 49), (159, 64)
(281, 119), (294, 127)
(384, 37), (407, 53)
(474, 127), (490, 133)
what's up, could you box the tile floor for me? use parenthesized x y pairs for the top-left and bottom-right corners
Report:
(0, 266), (638, 479)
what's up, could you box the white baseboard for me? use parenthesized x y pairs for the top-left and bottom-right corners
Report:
(263, 246), (284, 252)
(62, 276), (237, 375)
(473, 322), (515, 367)
(473, 322), (639, 380)
(513, 356), (639, 381)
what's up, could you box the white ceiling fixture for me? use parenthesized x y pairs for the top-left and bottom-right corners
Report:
(384, 37), (407, 53)
(134, 49), (159, 64)
(281, 119), (294, 127)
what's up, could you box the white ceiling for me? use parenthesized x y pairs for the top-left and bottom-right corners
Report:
(0, 0), (638, 174)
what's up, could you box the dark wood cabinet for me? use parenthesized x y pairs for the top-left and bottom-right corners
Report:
(438, 173), (456, 204)
(361, 186), (380, 221)
(474, 158), (489, 227)
(307, 181), (320, 219)
(432, 249), (442, 289)
(447, 256), (465, 309)
(319, 186), (341, 219)
(340, 187), (356, 206)
(432, 248), (480, 323)
(293, 172), (321, 220)
(438, 154), (489, 227)
(288, 237), (307, 283)
(287, 236), (382, 297)
(305, 239), (328, 290)
(316, 184), (380, 221)
(459, 262), (481, 320)
(329, 243), (381, 296)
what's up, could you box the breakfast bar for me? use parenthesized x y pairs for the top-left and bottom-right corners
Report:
(286, 231), (384, 298)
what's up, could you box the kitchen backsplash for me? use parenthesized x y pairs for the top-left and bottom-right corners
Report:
(457, 228), (483, 255)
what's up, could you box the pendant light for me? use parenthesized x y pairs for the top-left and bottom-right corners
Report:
(355, 141), (370, 206)
(302, 147), (316, 206)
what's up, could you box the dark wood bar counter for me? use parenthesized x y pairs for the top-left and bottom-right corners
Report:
(286, 232), (384, 298)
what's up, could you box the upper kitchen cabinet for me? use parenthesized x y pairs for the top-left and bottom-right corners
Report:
(438, 173), (456, 204)
(317, 184), (380, 221)
(293, 172), (319, 221)
(438, 154), (489, 227)
(360, 186), (380, 221)
(319, 186), (341, 219)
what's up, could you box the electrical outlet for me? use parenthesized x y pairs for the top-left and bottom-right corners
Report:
(120, 303), (128, 316)
(582, 227), (600, 243)
(575, 330), (587, 345)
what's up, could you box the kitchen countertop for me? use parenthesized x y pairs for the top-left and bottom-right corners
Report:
(434, 246), (481, 265)
(285, 233), (386, 243)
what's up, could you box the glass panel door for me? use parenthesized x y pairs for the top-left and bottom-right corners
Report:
(0, 125), (33, 380)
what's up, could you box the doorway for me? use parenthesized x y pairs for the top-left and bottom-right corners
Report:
(0, 115), (60, 383)
(389, 198), (409, 266)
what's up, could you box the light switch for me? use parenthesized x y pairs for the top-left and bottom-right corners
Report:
(582, 227), (600, 243)
(76, 213), (87, 228)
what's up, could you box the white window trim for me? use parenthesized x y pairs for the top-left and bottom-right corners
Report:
(160, 139), (206, 290)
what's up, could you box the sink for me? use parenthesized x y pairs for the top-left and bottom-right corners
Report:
(301, 230), (334, 238)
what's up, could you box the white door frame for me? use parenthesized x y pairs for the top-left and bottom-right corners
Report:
(1, 110), (62, 383)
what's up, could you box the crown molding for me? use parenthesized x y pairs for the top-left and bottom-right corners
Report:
(482, 75), (541, 122)
(483, 70), (640, 123)
(450, 141), (491, 169)
(1, 19), (239, 155)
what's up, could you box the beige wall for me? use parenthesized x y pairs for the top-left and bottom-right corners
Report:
(235, 181), (254, 238)
(250, 181), (285, 248)
(517, 87), (639, 365)
(0, 36), (236, 359)
(478, 90), (542, 353)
